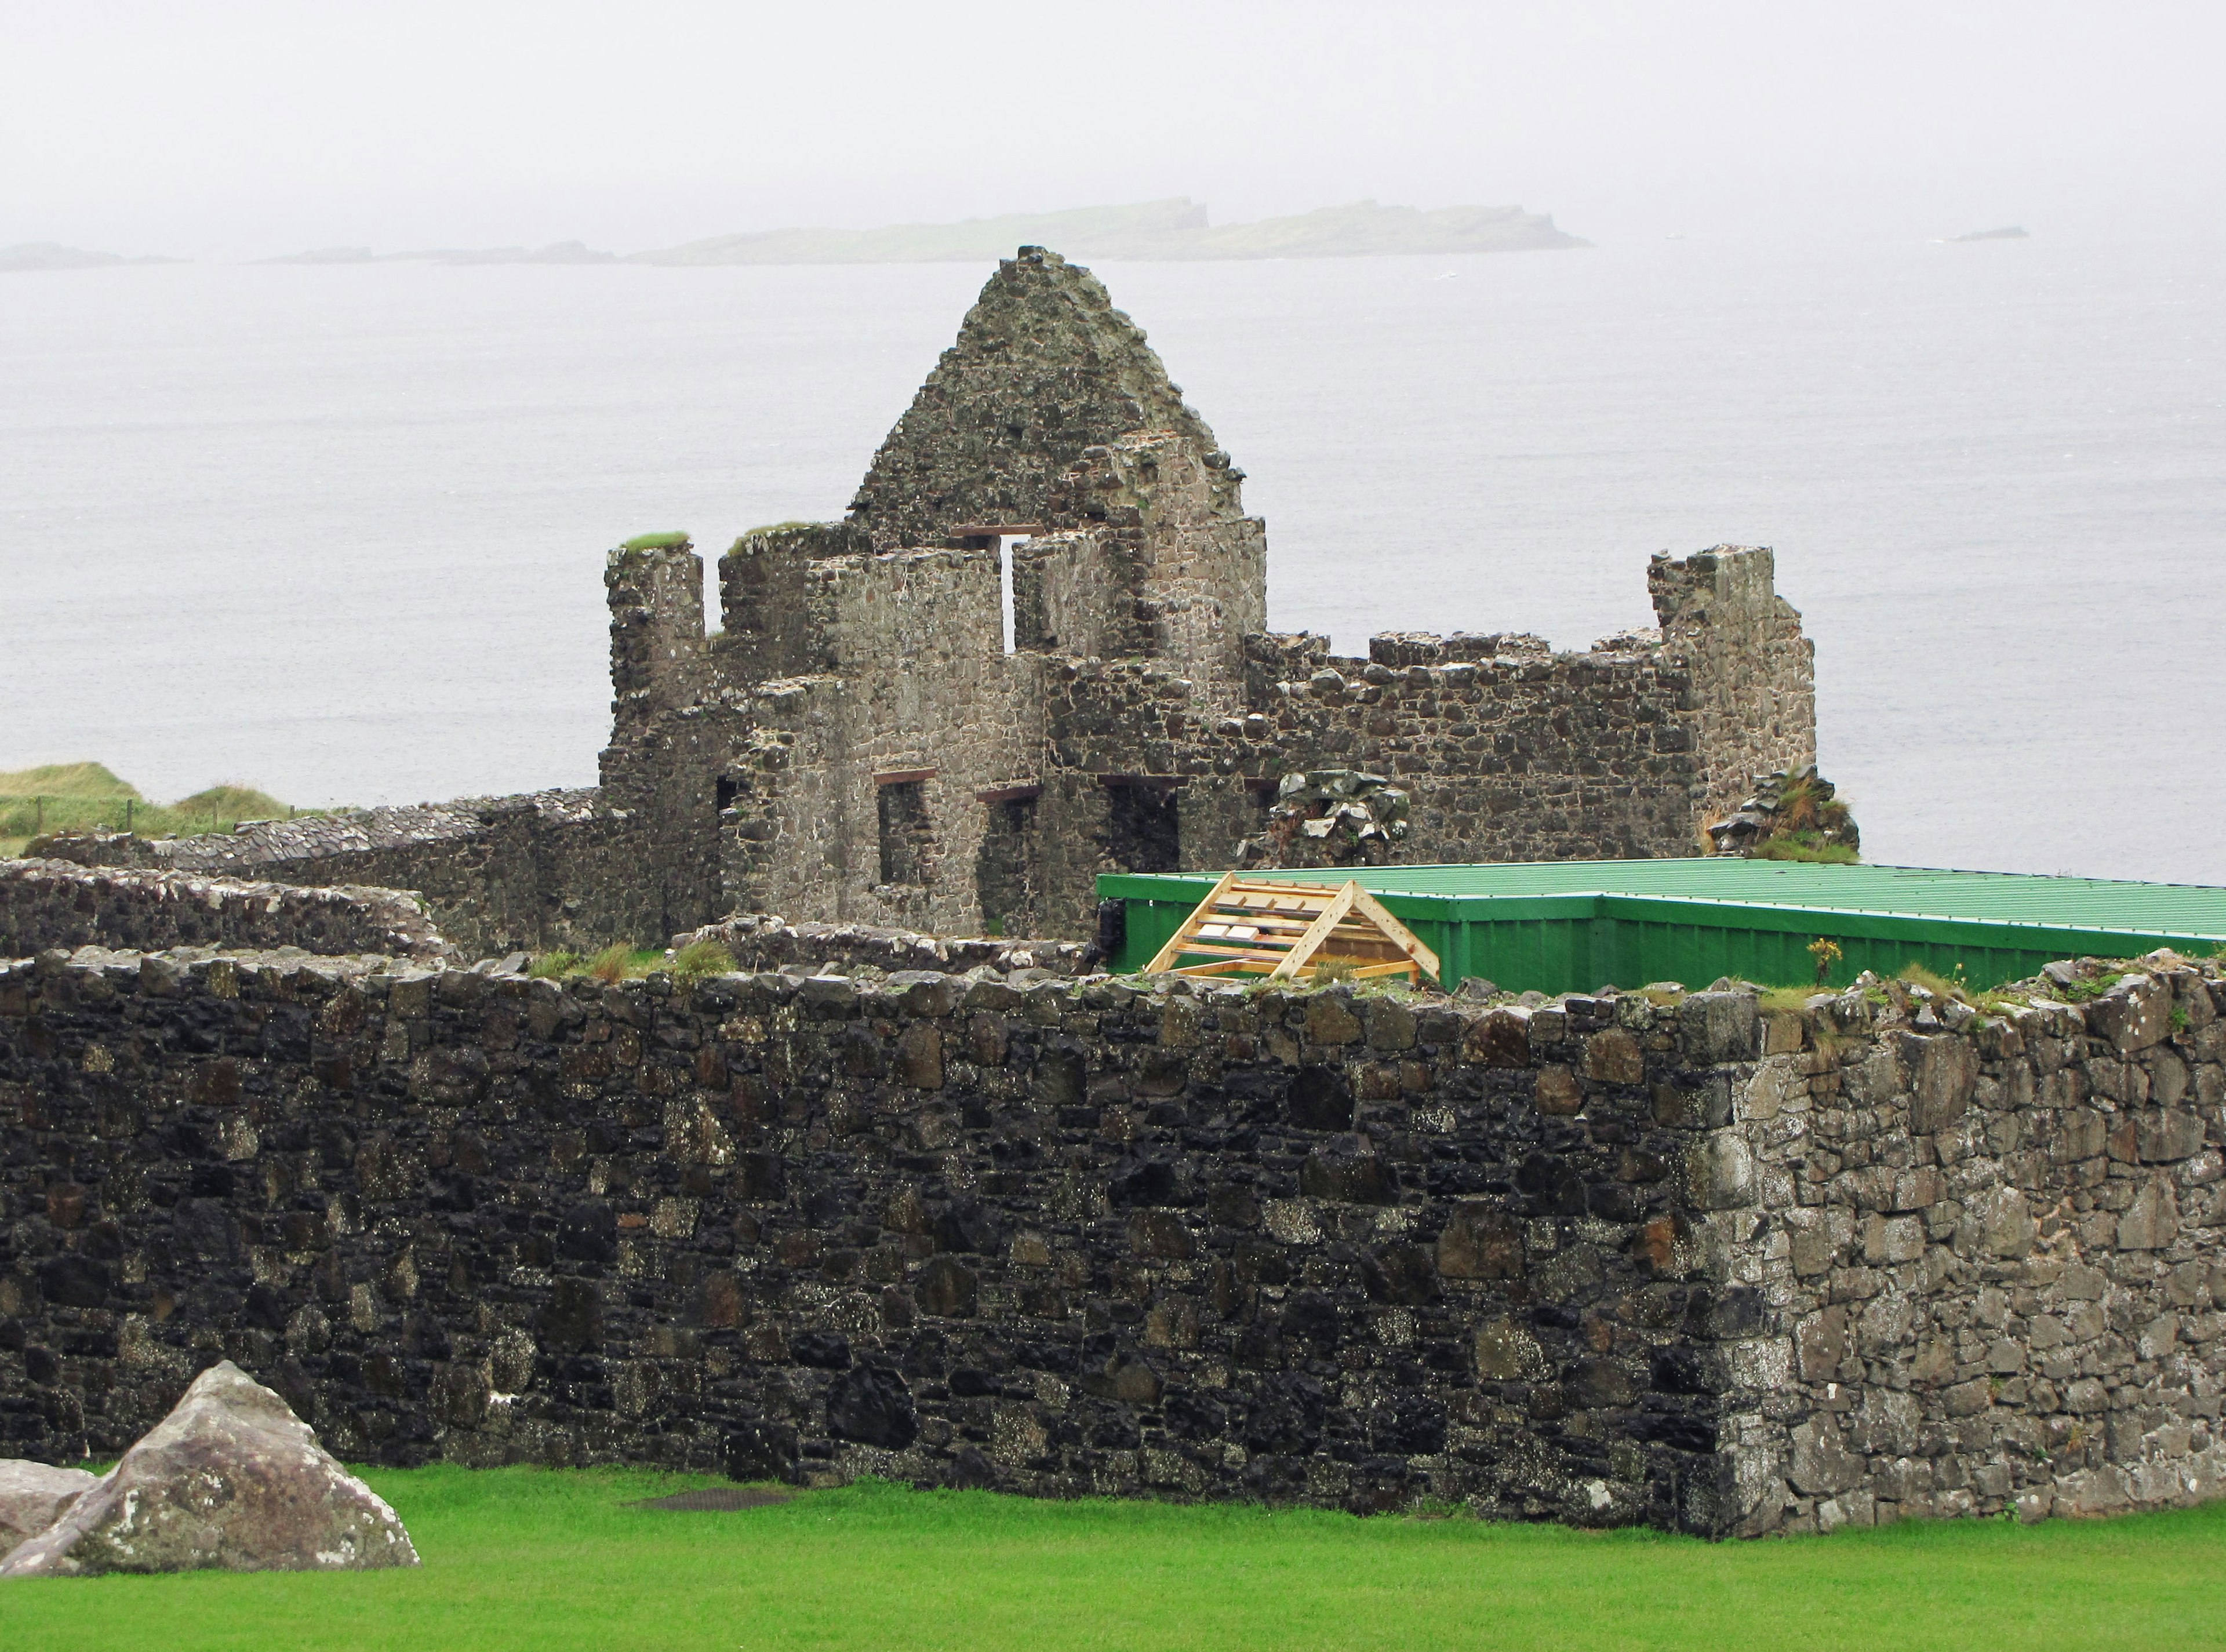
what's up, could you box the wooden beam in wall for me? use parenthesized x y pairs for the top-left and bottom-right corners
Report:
(874, 769), (937, 787)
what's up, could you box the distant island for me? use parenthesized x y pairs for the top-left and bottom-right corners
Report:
(261, 240), (617, 265)
(636, 198), (1586, 264)
(1, 242), (182, 272)
(1950, 225), (2029, 242)
(261, 201), (1587, 270)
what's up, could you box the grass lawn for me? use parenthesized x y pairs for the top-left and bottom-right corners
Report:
(2, 1470), (2223, 1651)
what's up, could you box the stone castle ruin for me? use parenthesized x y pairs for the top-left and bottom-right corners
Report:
(9, 253), (2226, 1543)
(38, 247), (1814, 955)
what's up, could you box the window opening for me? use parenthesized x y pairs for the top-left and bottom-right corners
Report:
(877, 779), (933, 886)
(1103, 780), (1180, 874)
(997, 534), (1018, 655)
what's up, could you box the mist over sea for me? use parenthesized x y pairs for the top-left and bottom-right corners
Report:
(3, 233), (2221, 885)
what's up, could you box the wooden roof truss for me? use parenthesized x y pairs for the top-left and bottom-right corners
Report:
(1143, 874), (1440, 985)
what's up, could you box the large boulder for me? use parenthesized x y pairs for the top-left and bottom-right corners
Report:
(0, 1361), (418, 1577)
(0, 1462), (100, 1560)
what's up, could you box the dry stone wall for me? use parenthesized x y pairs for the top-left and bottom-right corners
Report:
(1649, 548), (1815, 827)
(1, 861), (455, 965)
(672, 914), (1094, 979)
(6, 940), (2220, 1535)
(26, 792), (662, 959)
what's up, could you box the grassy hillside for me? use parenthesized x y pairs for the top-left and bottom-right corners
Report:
(0, 763), (295, 857)
(0, 1468), (2217, 1651)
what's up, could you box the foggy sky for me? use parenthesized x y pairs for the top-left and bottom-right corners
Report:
(3, 0), (2220, 258)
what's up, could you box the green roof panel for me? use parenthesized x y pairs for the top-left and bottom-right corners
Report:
(1098, 860), (2226, 991)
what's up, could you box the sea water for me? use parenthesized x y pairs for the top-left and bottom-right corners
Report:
(2, 234), (2220, 883)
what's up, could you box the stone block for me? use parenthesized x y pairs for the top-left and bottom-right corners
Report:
(1788, 1415), (1861, 1494)
(1435, 1203), (1523, 1279)
(896, 1023), (944, 1089)
(1956, 1188), (2035, 1260)
(1583, 1027), (1645, 1085)
(1685, 1133), (1755, 1210)
(1474, 1317), (1550, 1382)
(2087, 973), (2173, 1054)
(1680, 992), (1759, 1064)
(1903, 1034), (1978, 1133)
(1363, 997), (1417, 1051)
(1461, 1007), (1532, 1067)
(1305, 994), (1362, 1047)
(1534, 1065), (1584, 1116)
(2118, 1180), (2180, 1250)
(1741, 1055), (1799, 1121)
(1795, 1306), (1848, 1380)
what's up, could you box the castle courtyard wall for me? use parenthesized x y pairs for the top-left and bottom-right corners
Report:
(3, 941), (2221, 1536)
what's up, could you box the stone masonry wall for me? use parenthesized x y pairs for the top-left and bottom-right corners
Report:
(32, 260), (1818, 956)
(2, 946), (1771, 1532)
(1712, 965), (2226, 1534)
(1225, 643), (1704, 866)
(0, 861), (456, 965)
(1649, 547), (1816, 828)
(847, 248), (1230, 551)
(672, 913), (1094, 979)
(6, 941), (2219, 1534)
(28, 793), (665, 959)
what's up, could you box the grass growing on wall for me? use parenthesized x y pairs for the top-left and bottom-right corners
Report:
(525, 941), (737, 983)
(1749, 835), (1860, 865)
(0, 763), (299, 858)
(0, 1468), (2220, 1651)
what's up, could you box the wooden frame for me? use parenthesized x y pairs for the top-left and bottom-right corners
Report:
(1141, 875), (1440, 986)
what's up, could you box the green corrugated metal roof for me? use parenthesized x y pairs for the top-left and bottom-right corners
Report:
(1104, 860), (2226, 941)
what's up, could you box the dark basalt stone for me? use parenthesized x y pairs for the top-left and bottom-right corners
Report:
(827, 1364), (918, 1450)
(38, 1253), (109, 1309)
(792, 1330), (852, 1370)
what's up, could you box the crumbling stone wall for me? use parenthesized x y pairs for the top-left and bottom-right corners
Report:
(33, 250), (1818, 951)
(0, 861), (455, 963)
(847, 250), (1231, 551)
(26, 794), (659, 959)
(5, 944), (2218, 1534)
(1649, 548), (1815, 829)
(1223, 641), (1704, 867)
(670, 914), (1094, 978)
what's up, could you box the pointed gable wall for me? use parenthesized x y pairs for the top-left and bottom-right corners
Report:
(846, 246), (1241, 550)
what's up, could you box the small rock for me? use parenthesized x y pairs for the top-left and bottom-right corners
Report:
(0, 1461), (100, 1560)
(0, 1361), (417, 1577)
